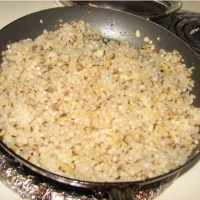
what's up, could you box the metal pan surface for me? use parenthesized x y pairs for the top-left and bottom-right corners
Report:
(0, 6), (199, 199)
(60, 1), (183, 21)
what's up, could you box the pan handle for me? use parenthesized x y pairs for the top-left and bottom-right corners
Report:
(107, 187), (135, 200)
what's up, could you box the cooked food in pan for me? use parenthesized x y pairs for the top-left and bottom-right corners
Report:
(0, 21), (199, 182)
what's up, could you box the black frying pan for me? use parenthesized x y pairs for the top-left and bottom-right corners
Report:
(0, 6), (200, 200)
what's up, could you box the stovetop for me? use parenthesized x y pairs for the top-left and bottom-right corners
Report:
(0, 1), (200, 200)
(157, 11), (200, 55)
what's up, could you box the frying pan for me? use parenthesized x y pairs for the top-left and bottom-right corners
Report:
(0, 6), (200, 200)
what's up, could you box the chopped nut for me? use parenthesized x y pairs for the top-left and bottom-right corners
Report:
(136, 30), (141, 37)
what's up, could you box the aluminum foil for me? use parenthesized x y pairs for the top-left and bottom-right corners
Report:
(0, 149), (180, 200)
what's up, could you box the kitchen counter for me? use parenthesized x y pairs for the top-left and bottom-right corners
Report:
(0, 1), (200, 200)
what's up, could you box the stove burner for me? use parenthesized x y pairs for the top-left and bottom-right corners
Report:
(158, 12), (200, 54)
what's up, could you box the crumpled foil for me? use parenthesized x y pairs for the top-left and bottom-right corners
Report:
(0, 148), (180, 200)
